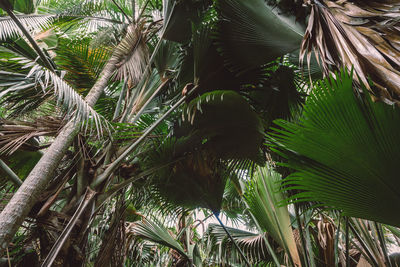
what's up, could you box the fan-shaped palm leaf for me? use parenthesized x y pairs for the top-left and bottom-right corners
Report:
(269, 69), (400, 227)
(244, 166), (301, 266)
(216, 0), (304, 71)
(184, 90), (264, 162)
(126, 218), (189, 260)
(205, 223), (276, 265)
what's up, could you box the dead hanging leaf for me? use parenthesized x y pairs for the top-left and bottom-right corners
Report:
(317, 218), (335, 266)
(301, 0), (400, 103)
(0, 117), (63, 155)
(112, 21), (149, 88)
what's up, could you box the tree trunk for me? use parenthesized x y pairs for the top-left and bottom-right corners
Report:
(0, 61), (117, 252)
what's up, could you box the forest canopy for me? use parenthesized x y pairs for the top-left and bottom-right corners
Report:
(0, 0), (400, 266)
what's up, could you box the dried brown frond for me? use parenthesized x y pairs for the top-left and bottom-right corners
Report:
(113, 21), (149, 88)
(0, 117), (63, 155)
(301, 0), (400, 103)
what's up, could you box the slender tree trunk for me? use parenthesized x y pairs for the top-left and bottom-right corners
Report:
(0, 61), (117, 252)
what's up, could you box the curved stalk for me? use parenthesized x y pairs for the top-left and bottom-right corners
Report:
(345, 217), (350, 267)
(213, 212), (251, 267)
(41, 187), (96, 267)
(0, 159), (22, 187)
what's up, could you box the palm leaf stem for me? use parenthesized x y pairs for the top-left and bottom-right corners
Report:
(113, 82), (128, 120)
(110, 0), (132, 23)
(136, 0), (150, 23)
(212, 211), (251, 267)
(374, 222), (392, 267)
(41, 187), (96, 267)
(348, 222), (378, 267)
(76, 145), (85, 197)
(102, 82), (129, 165)
(90, 83), (199, 188)
(295, 204), (310, 267)
(304, 222), (316, 267)
(345, 217), (350, 267)
(0, 159), (22, 187)
(4, 9), (55, 72)
(128, 78), (169, 124)
(334, 214), (341, 267)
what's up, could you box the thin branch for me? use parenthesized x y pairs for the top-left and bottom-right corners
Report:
(374, 222), (392, 267)
(110, 0), (132, 23)
(41, 187), (96, 267)
(348, 222), (379, 267)
(345, 217), (350, 267)
(213, 212), (251, 267)
(0, 159), (22, 187)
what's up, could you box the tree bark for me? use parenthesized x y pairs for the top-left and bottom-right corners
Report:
(0, 61), (117, 252)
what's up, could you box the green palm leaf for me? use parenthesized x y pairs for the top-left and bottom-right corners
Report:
(0, 68), (109, 135)
(269, 69), (400, 227)
(127, 218), (189, 260)
(205, 223), (276, 265)
(0, 14), (54, 40)
(244, 166), (301, 266)
(216, 0), (304, 71)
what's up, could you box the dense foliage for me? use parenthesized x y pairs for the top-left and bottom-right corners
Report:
(0, 0), (400, 266)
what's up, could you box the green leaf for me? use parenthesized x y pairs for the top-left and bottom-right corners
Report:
(185, 90), (264, 163)
(0, 15), (54, 40)
(269, 69), (400, 227)
(129, 218), (189, 260)
(205, 223), (275, 265)
(216, 0), (304, 70)
(13, 0), (34, 14)
(244, 166), (301, 266)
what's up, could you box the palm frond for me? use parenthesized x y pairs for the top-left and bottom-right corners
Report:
(0, 117), (61, 155)
(55, 38), (112, 91)
(215, 0), (304, 71)
(350, 219), (387, 266)
(46, 0), (128, 34)
(184, 90), (264, 162)
(40, 69), (109, 135)
(113, 21), (149, 87)
(0, 67), (110, 135)
(301, 0), (400, 103)
(244, 166), (301, 266)
(0, 14), (54, 40)
(126, 218), (189, 260)
(153, 40), (179, 79)
(205, 223), (276, 265)
(269, 69), (400, 227)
